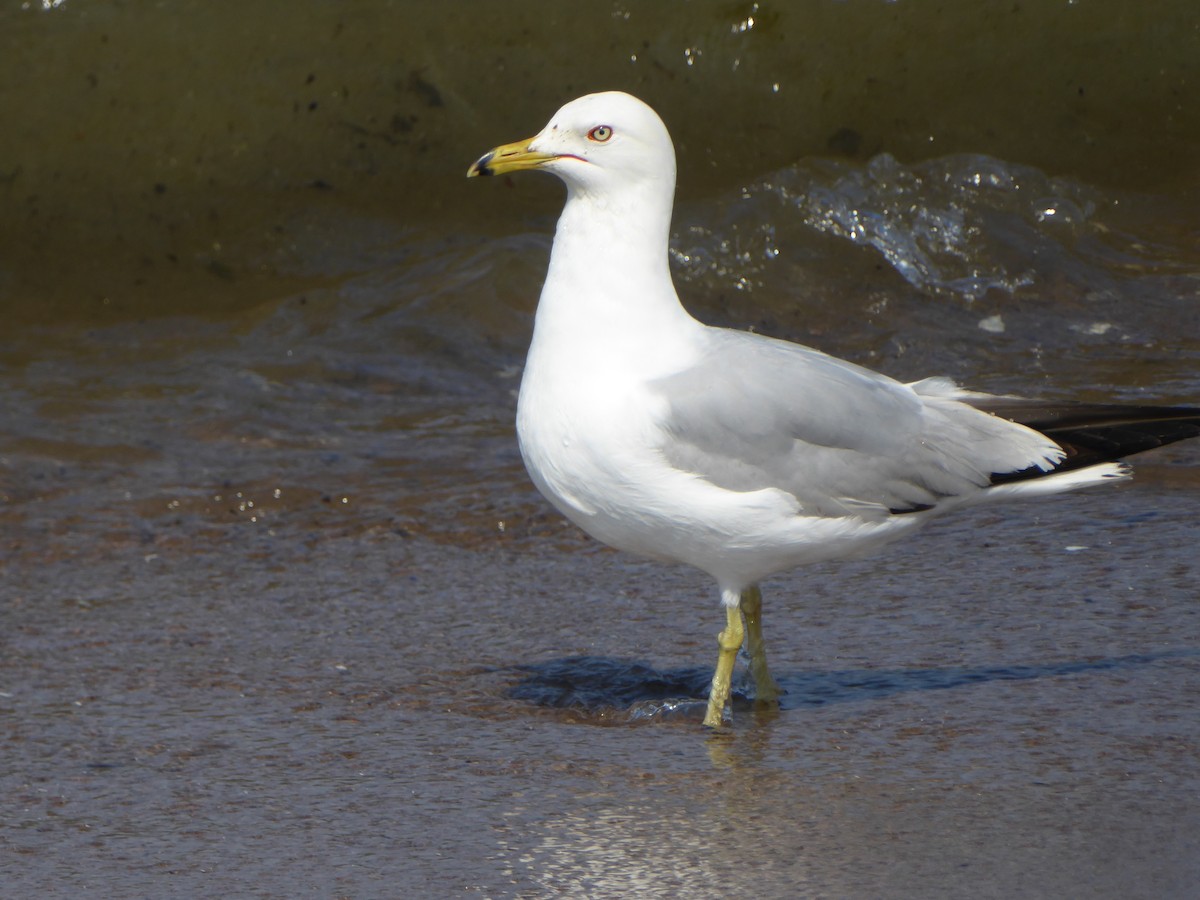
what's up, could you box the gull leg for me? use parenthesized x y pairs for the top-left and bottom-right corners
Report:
(740, 584), (781, 705)
(703, 604), (744, 728)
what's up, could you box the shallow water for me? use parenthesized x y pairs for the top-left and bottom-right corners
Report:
(3, 2), (1200, 896)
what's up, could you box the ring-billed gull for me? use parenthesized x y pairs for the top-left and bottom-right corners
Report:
(468, 91), (1200, 728)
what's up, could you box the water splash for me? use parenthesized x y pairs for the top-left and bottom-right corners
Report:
(673, 152), (1121, 302)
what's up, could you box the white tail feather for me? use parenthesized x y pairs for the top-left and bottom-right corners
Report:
(985, 462), (1131, 501)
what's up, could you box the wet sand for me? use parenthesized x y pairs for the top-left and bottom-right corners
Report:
(4, 461), (1199, 895)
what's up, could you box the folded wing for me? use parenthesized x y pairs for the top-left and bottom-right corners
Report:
(652, 328), (1199, 519)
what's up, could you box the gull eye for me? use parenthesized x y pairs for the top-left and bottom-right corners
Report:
(587, 125), (614, 143)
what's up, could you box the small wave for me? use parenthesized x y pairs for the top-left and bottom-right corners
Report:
(671, 152), (1195, 304)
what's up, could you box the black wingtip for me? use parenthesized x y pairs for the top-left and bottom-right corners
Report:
(986, 404), (1200, 486)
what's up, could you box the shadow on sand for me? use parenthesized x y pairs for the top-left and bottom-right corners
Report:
(505, 649), (1199, 723)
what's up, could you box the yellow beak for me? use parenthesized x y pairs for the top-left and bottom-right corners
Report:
(466, 136), (559, 177)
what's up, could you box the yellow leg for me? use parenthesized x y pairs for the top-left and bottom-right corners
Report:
(703, 604), (744, 728)
(741, 585), (781, 704)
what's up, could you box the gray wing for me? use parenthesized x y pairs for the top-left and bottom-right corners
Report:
(650, 328), (1062, 519)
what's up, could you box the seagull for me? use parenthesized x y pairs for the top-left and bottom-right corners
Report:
(468, 91), (1200, 728)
